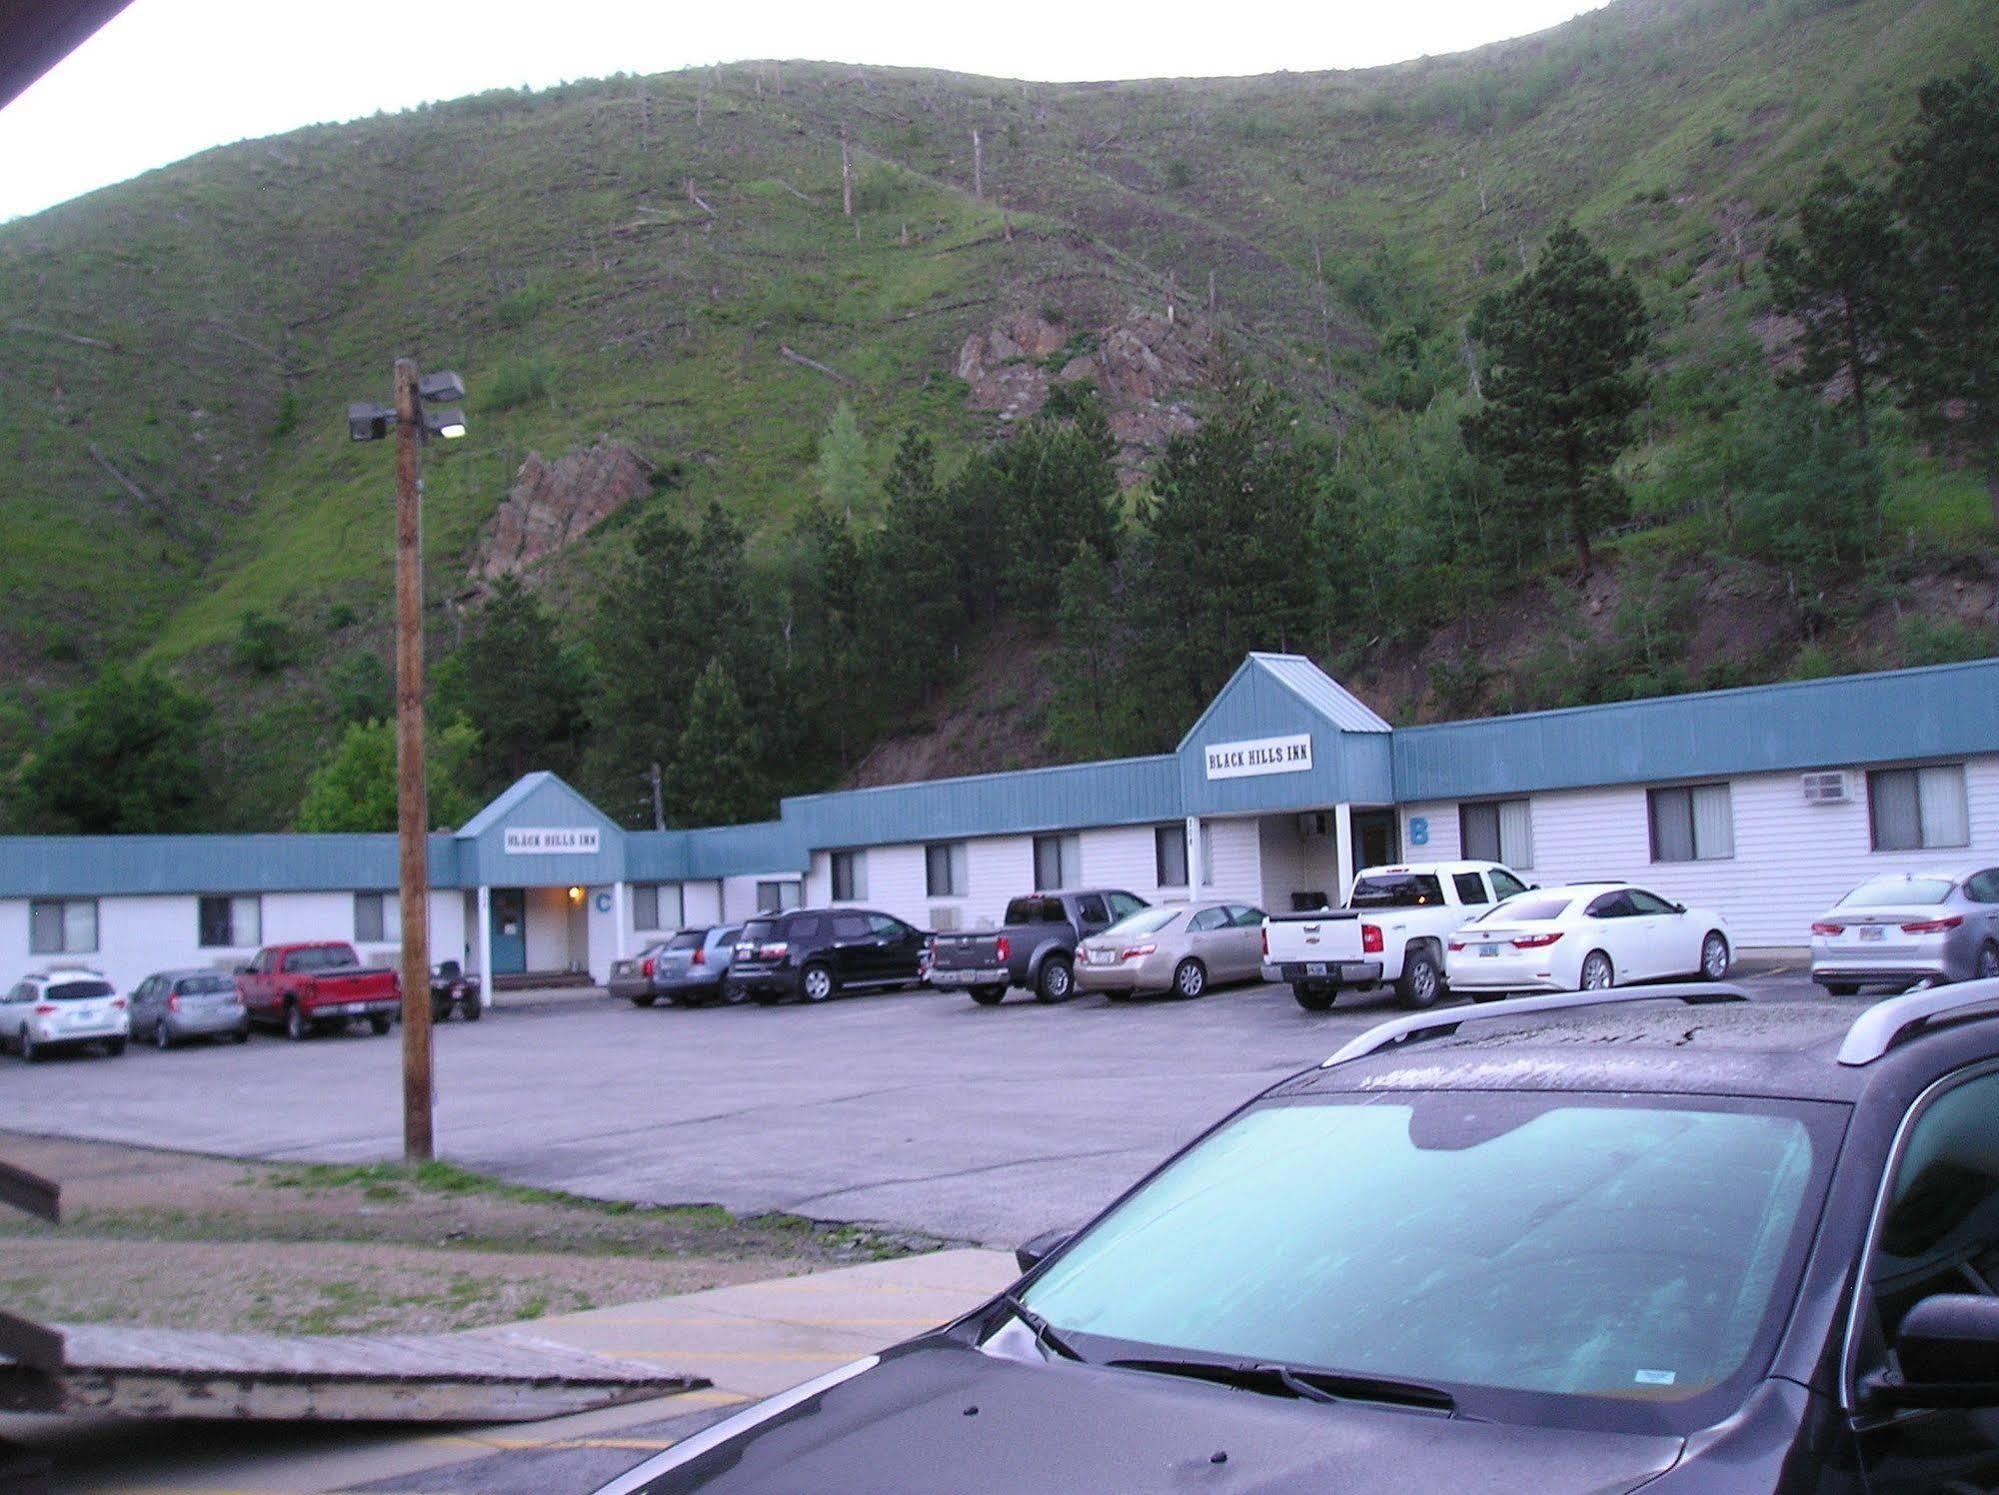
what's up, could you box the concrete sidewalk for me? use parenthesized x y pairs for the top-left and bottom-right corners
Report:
(6, 1248), (1015, 1495)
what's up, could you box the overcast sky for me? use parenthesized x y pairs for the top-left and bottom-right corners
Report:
(0, 0), (1607, 223)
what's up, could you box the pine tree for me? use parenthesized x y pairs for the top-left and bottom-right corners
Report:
(435, 574), (592, 797)
(1766, 164), (1903, 450)
(865, 429), (964, 702)
(993, 394), (1121, 619)
(668, 658), (770, 826)
(812, 400), (871, 521)
(1045, 542), (1145, 758)
(1462, 222), (1651, 576)
(1888, 63), (1999, 528)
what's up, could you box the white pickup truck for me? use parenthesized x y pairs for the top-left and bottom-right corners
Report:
(1262, 860), (1531, 1012)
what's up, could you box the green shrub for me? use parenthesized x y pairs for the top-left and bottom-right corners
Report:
(495, 283), (554, 328)
(481, 356), (551, 412)
(231, 609), (302, 675)
(1898, 614), (1997, 667)
(1164, 159), (1195, 190)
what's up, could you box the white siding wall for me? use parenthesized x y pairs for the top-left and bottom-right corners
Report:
(964, 835), (1034, 929)
(1080, 825), (1161, 902)
(2, 888), (469, 995)
(684, 881), (724, 927)
(1202, 817), (1264, 904)
(587, 885), (619, 980)
(1413, 755), (1999, 950)
(1400, 803), (1463, 862)
(1257, 815), (1341, 912)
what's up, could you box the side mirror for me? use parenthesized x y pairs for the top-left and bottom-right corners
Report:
(1870, 1295), (1999, 1407)
(1014, 1228), (1072, 1276)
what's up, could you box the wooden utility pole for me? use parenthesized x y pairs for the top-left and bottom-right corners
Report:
(840, 127), (853, 217)
(972, 127), (983, 200)
(392, 356), (435, 1165)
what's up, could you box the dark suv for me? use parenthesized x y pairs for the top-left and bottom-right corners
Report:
(728, 908), (929, 1005)
(598, 979), (1999, 1494)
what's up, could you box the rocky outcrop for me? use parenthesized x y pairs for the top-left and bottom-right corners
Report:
(956, 307), (1211, 485)
(473, 439), (654, 580)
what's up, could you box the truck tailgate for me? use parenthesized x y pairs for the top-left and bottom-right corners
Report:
(929, 933), (1003, 971)
(1264, 910), (1367, 965)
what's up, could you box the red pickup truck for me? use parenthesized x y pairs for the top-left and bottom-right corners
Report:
(237, 942), (401, 1041)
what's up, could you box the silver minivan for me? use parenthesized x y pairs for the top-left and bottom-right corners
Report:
(1810, 867), (1999, 994)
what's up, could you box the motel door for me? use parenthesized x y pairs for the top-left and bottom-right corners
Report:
(1352, 810), (1400, 872)
(491, 888), (528, 975)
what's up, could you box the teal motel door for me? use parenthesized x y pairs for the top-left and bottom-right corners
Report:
(491, 889), (528, 975)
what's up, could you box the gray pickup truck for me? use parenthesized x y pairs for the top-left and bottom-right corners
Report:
(928, 889), (1148, 1005)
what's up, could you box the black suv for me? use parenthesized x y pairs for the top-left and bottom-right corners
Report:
(727, 908), (929, 1005)
(598, 980), (1999, 1494)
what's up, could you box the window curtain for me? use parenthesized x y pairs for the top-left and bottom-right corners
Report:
(1871, 770), (1922, 851)
(1691, 784), (1734, 860)
(1651, 789), (1696, 863)
(1917, 765), (1970, 848)
(1497, 800), (1535, 869)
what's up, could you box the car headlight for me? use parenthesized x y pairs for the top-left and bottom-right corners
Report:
(588, 1356), (880, 1494)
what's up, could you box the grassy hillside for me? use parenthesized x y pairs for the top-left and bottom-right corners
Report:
(1, 0), (1995, 823)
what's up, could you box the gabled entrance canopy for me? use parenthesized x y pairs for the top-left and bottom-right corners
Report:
(1176, 653), (1394, 817)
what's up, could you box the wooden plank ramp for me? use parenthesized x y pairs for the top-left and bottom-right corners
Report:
(0, 1311), (702, 1422)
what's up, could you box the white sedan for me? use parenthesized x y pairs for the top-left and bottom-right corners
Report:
(1444, 882), (1732, 998)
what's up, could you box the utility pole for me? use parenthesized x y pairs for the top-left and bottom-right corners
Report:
(841, 127), (853, 217)
(392, 356), (435, 1165)
(972, 127), (983, 201)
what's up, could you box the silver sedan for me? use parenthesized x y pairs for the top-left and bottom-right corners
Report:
(1075, 901), (1267, 1000)
(1811, 866), (1999, 995)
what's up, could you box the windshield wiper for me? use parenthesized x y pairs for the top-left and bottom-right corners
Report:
(1109, 1355), (1456, 1413)
(997, 1292), (1086, 1363)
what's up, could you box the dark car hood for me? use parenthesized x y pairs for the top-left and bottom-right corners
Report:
(654, 1341), (1683, 1494)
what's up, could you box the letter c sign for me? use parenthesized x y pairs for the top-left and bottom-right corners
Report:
(1409, 816), (1430, 847)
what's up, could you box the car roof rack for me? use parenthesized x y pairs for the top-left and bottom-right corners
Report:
(1836, 978), (1999, 1066)
(1321, 983), (1752, 1068)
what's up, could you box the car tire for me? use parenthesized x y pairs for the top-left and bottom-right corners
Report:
(104, 1038), (126, 1057)
(1173, 959), (1208, 1000)
(154, 1022), (174, 1051)
(284, 1000), (310, 1042)
(631, 995), (657, 1008)
(232, 1027), (250, 1044)
(1700, 931), (1731, 981)
(1035, 957), (1075, 1004)
(1292, 982), (1334, 1012)
(368, 1014), (393, 1035)
(1977, 943), (1999, 982)
(1579, 951), (1615, 991)
(800, 963), (835, 1003)
(1396, 947), (1442, 1010)
(463, 998), (482, 1022)
(969, 986), (1006, 1006)
(20, 1028), (41, 1063)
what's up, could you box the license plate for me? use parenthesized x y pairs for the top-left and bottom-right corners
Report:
(1859, 926), (1885, 942)
(1305, 962), (1328, 977)
(1088, 950), (1113, 965)
(1479, 944), (1500, 958)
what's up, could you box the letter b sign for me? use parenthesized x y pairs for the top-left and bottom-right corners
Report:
(1409, 816), (1430, 848)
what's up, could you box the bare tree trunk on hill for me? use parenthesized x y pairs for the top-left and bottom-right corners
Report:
(972, 128), (983, 200)
(841, 128), (853, 217)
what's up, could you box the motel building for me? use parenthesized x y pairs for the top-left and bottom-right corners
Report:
(2, 653), (1995, 996)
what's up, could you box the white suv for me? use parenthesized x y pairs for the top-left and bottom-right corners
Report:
(2, 968), (130, 1062)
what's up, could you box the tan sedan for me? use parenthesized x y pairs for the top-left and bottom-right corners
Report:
(1075, 901), (1268, 1000)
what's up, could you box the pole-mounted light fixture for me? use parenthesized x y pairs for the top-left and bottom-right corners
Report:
(347, 402), (392, 443)
(348, 370), (468, 442)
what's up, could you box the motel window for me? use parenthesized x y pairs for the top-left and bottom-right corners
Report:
(198, 895), (262, 949)
(1033, 834), (1082, 891)
(1649, 784), (1736, 863)
(756, 879), (803, 914)
(632, 884), (682, 932)
(831, 850), (868, 902)
(1459, 799), (1534, 870)
(1870, 764), (1970, 852)
(1154, 826), (1188, 888)
(353, 892), (399, 944)
(29, 898), (97, 955)
(925, 842), (968, 898)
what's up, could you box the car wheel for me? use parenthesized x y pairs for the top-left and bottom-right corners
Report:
(463, 998), (482, 1022)
(1292, 982), (1334, 1012)
(20, 1028), (40, 1063)
(631, 995), (657, 1008)
(1579, 951), (1615, 991)
(104, 1038), (126, 1057)
(232, 1027), (250, 1044)
(1173, 959), (1208, 1000)
(969, 985), (1006, 1006)
(1977, 943), (1999, 982)
(154, 1021), (174, 1051)
(1396, 947), (1442, 1010)
(368, 1014), (393, 1035)
(1035, 958), (1075, 1004)
(1700, 931), (1730, 981)
(800, 963), (835, 1003)
(284, 1000), (310, 1042)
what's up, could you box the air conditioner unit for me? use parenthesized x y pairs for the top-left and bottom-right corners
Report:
(929, 907), (961, 932)
(1297, 811), (1333, 838)
(1802, 771), (1850, 806)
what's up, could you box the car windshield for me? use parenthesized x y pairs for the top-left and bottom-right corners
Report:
(177, 975), (234, 995)
(1021, 1092), (1837, 1433)
(1839, 876), (1955, 907)
(45, 979), (114, 1001)
(1101, 908), (1182, 939)
(1349, 873), (1446, 908)
(288, 946), (357, 973)
(665, 932), (704, 951)
(1478, 895), (1574, 924)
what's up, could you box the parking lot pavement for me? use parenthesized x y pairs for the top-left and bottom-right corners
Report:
(4, 966), (1824, 1248)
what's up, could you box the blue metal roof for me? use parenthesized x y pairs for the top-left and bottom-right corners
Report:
(1177, 654), (1398, 814)
(784, 754), (1184, 849)
(1392, 656), (1999, 802)
(0, 833), (461, 898)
